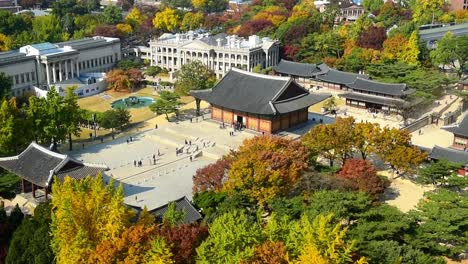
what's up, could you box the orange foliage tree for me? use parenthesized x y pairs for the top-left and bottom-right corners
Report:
(223, 136), (309, 205)
(245, 241), (289, 264)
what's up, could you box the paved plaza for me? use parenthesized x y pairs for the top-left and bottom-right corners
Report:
(69, 118), (254, 210)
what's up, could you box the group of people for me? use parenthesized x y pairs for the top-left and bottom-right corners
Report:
(190, 116), (204, 123)
(126, 136), (134, 144)
(133, 151), (161, 167)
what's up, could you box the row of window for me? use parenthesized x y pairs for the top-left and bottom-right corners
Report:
(78, 55), (114, 70)
(11, 71), (35, 86)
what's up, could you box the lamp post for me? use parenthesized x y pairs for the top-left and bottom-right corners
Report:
(93, 113), (97, 139)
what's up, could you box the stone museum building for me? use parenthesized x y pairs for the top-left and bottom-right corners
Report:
(192, 68), (330, 134)
(147, 32), (280, 79)
(0, 36), (121, 97)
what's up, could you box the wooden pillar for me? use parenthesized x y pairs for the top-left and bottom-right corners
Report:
(21, 178), (25, 193)
(31, 183), (36, 198)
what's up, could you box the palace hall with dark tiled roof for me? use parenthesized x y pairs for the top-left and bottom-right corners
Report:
(340, 78), (413, 112)
(274, 59), (413, 112)
(443, 114), (468, 150)
(191, 68), (330, 134)
(0, 142), (108, 199)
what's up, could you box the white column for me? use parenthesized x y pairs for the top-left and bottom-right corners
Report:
(71, 60), (74, 78)
(76, 60), (80, 77)
(52, 63), (57, 83)
(45, 63), (51, 85)
(59, 62), (63, 82)
(65, 60), (69, 80)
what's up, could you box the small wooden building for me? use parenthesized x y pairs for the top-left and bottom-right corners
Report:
(192, 68), (330, 134)
(443, 115), (468, 150)
(0, 142), (108, 199)
(340, 78), (412, 112)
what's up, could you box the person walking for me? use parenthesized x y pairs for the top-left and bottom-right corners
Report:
(134, 160), (136, 167)
(189, 156), (193, 162)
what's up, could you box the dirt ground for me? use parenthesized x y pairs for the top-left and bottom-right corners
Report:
(379, 170), (435, 212)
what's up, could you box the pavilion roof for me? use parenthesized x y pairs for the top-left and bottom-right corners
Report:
(339, 92), (408, 107)
(274, 59), (325, 78)
(346, 78), (408, 97)
(0, 142), (108, 188)
(429, 145), (468, 165)
(192, 68), (330, 115)
(131, 196), (202, 224)
(316, 68), (369, 85)
(443, 114), (468, 137)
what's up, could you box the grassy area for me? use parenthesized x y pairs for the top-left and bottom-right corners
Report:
(74, 88), (197, 141)
(309, 96), (345, 113)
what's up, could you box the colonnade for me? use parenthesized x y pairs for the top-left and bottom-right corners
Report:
(150, 46), (280, 77)
(44, 58), (80, 85)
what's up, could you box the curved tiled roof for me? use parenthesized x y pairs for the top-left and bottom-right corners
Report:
(429, 145), (468, 165)
(316, 68), (369, 85)
(274, 60), (323, 78)
(192, 68), (327, 115)
(443, 114), (468, 137)
(0, 142), (108, 188)
(346, 78), (407, 97)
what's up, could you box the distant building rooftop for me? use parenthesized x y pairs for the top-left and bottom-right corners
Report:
(154, 32), (277, 50)
(419, 23), (468, 41)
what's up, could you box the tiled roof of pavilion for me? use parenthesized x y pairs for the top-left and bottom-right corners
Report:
(0, 142), (108, 188)
(316, 68), (369, 85)
(346, 78), (408, 97)
(191, 68), (330, 115)
(131, 196), (202, 224)
(274, 59), (325, 78)
(339, 92), (408, 107)
(443, 114), (468, 137)
(429, 145), (468, 165)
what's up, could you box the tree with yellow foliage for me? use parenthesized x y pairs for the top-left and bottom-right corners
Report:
(192, 0), (228, 13)
(253, 6), (289, 26)
(412, 0), (445, 24)
(50, 175), (134, 264)
(294, 214), (367, 264)
(125, 7), (147, 29)
(0, 33), (11, 52)
(153, 8), (181, 32)
(116, 23), (133, 36)
(181, 12), (204, 32)
(288, 0), (317, 22)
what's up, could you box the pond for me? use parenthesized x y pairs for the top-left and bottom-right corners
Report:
(111, 96), (155, 109)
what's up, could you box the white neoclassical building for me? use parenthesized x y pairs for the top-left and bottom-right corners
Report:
(0, 36), (121, 97)
(145, 32), (280, 79)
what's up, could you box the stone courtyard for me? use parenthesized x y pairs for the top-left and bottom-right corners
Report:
(70, 116), (254, 210)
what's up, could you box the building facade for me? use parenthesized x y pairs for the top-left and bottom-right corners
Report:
(0, 36), (121, 97)
(0, 0), (20, 12)
(275, 59), (411, 113)
(192, 68), (330, 134)
(443, 114), (468, 150)
(448, 0), (468, 11)
(419, 23), (468, 49)
(148, 32), (280, 79)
